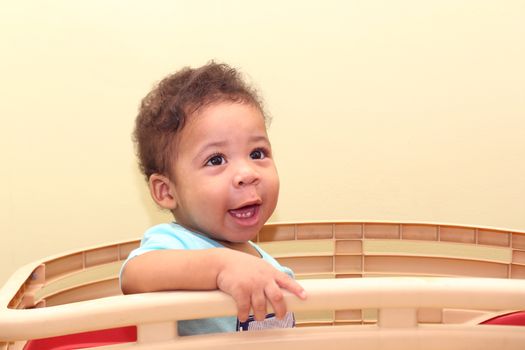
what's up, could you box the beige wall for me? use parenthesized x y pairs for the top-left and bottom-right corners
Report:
(1, 0), (524, 286)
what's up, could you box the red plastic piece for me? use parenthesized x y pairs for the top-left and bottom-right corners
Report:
(23, 326), (137, 350)
(480, 311), (525, 326)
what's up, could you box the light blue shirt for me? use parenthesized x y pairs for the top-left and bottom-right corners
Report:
(120, 223), (294, 336)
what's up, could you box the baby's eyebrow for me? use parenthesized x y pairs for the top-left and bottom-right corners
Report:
(200, 140), (227, 150)
(249, 135), (271, 144)
(193, 140), (228, 162)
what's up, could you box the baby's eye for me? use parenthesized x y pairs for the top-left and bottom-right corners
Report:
(205, 154), (226, 166)
(250, 149), (267, 160)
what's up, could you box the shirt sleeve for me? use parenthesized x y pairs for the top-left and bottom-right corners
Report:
(119, 224), (189, 284)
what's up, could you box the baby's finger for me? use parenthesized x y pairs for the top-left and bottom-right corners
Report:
(276, 274), (307, 300)
(264, 282), (286, 319)
(251, 290), (267, 321)
(232, 292), (251, 322)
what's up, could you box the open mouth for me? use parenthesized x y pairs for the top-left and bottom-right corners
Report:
(228, 204), (260, 219)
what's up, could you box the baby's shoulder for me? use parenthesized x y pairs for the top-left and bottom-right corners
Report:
(143, 223), (220, 250)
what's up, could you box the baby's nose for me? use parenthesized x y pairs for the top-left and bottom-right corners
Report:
(233, 164), (260, 187)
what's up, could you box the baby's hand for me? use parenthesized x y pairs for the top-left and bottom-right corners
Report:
(215, 249), (306, 322)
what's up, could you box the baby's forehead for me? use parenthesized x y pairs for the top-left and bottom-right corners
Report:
(175, 102), (266, 144)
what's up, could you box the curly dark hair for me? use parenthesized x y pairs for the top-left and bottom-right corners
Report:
(133, 61), (267, 181)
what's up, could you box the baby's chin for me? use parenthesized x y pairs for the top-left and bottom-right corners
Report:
(219, 232), (259, 244)
(219, 228), (261, 244)
(191, 218), (265, 243)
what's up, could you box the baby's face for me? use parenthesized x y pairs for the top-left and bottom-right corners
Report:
(169, 101), (279, 242)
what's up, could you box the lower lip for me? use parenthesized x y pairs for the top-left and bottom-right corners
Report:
(228, 205), (261, 227)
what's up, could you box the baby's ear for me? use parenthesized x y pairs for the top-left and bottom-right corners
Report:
(148, 174), (178, 210)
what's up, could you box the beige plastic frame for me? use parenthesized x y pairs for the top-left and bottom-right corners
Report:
(1, 221), (525, 350)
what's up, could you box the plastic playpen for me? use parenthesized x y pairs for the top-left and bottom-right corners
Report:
(1, 221), (525, 349)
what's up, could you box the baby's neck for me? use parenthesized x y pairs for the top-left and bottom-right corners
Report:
(220, 240), (261, 257)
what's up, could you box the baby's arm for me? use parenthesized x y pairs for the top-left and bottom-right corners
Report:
(120, 248), (306, 322)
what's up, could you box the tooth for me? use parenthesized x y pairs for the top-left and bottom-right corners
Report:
(233, 210), (253, 218)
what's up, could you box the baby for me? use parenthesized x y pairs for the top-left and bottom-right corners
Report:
(120, 62), (306, 335)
